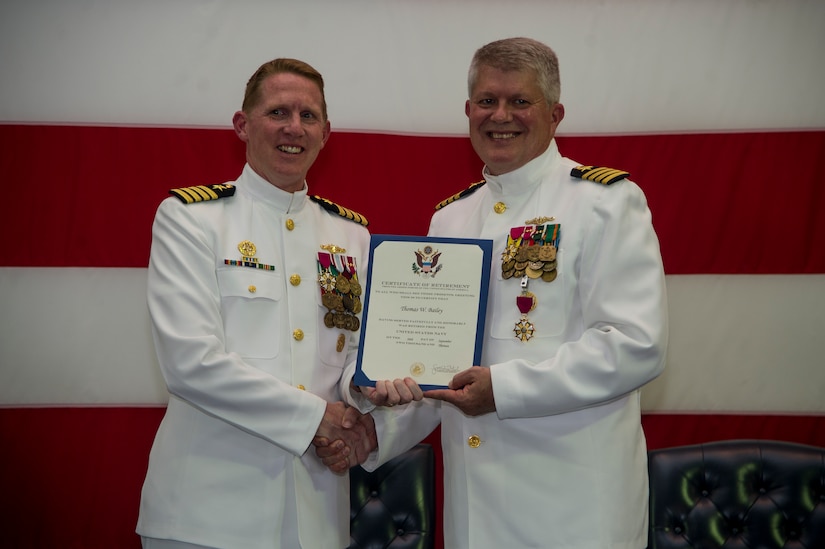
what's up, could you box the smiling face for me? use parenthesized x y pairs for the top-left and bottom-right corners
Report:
(233, 72), (331, 192)
(466, 65), (564, 176)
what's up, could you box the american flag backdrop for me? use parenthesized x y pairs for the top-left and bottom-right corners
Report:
(1, 1), (824, 547)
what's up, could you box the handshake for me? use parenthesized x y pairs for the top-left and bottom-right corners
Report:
(312, 378), (444, 475)
(311, 378), (427, 474)
(311, 401), (377, 475)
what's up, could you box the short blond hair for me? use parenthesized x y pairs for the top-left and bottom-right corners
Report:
(242, 58), (327, 120)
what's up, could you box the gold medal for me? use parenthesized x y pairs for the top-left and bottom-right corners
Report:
(542, 270), (558, 283)
(237, 240), (257, 257)
(322, 293), (341, 311)
(318, 249), (362, 332)
(335, 274), (350, 294)
(538, 244), (557, 262)
(525, 267), (542, 279)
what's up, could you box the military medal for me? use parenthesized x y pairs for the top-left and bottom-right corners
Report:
(317, 246), (362, 332)
(501, 222), (560, 283)
(513, 276), (536, 342)
(504, 220), (560, 342)
(224, 240), (276, 271)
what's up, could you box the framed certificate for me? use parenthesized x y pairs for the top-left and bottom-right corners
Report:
(354, 234), (493, 390)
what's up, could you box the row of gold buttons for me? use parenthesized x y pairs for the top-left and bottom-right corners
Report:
(289, 217), (303, 390)
(461, 202), (499, 447)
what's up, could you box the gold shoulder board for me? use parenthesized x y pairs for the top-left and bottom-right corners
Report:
(434, 180), (487, 211)
(170, 184), (236, 204)
(310, 195), (369, 227)
(571, 166), (630, 185)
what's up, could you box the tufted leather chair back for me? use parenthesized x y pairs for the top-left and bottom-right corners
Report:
(348, 443), (435, 549)
(647, 439), (825, 549)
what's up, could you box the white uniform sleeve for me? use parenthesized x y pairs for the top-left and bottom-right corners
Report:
(358, 399), (442, 471)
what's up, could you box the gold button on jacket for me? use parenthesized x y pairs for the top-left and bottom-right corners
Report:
(292, 329), (304, 341)
(468, 435), (482, 448)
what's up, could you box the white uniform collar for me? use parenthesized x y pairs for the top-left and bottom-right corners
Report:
(482, 139), (561, 197)
(238, 163), (308, 213)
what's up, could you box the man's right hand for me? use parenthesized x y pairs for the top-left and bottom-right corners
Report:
(361, 377), (424, 407)
(312, 402), (377, 474)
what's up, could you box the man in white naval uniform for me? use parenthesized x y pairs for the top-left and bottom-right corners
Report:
(355, 38), (669, 549)
(137, 58), (376, 549)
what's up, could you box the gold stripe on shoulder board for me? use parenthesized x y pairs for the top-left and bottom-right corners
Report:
(434, 180), (487, 211)
(310, 195), (369, 226)
(570, 166), (630, 185)
(170, 183), (236, 204)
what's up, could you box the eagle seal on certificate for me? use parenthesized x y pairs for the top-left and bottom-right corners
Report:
(412, 245), (443, 278)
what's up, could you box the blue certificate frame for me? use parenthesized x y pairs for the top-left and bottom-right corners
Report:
(354, 234), (493, 390)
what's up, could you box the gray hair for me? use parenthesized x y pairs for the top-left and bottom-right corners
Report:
(468, 37), (561, 105)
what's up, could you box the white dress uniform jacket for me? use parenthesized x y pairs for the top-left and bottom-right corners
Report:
(137, 164), (370, 549)
(371, 140), (668, 549)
